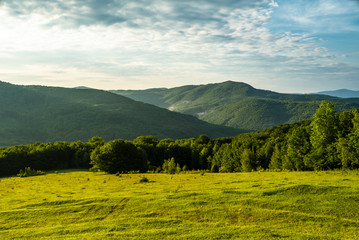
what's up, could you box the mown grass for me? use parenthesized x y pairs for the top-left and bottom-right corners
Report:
(0, 170), (359, 239)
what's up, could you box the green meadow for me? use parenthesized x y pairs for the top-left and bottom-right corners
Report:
(1, 171), (359, 239)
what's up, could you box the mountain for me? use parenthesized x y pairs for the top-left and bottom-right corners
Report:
(73, 86), (93, 90)
(315, 89), (359, 98)
(0, 82), (242, 147)
(111, 81), (359, 131)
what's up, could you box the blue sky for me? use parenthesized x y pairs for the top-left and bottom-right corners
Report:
(0, 0), (358, 93)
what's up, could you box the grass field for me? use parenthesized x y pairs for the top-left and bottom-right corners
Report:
(1, 170), (359, 239)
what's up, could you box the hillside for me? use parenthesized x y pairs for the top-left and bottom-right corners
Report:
(112, 81), (359, 131)
(316, 89), (359, 98)
(0, 82), (242, 147)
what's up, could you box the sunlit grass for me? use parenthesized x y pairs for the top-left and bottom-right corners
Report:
(1, 170), (359, 239)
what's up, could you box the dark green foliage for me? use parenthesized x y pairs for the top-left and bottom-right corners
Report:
(0, 138), (99, 177)
(112, 81), (359, 132)
(210, 102), (359, 172)
(337, 138), (356, 169)
(133, 136), (160, 168)
(17, 167), (44, 177)
(286, 126), (311, 171)
(309, 101), (340, 170)
(269, 145), (283, 170)
(0, 81), (241, 147)
(90, 139), (147, 174)
(310, 101), (338, 148)
(196, 135), (211, 144)
(240, 149), (255, 172)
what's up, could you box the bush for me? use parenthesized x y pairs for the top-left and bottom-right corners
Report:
(139, 176), (149, 183)
(17, 167), (45, 177)
(162, 157), (178, 174)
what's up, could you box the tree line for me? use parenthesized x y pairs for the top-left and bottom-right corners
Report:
(211, 101), (359, 171)
(0, 101), (358, 177)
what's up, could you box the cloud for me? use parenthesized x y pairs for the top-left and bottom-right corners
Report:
(270, 0), (359, 33)
(0, 0), (278, 52)
(2, 0), (270, 28)
(0, 0), (358, 92)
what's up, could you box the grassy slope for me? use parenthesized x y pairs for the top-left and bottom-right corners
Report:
(0, 82), (241, 146)
(1, 171), (358, 239)
(112, 81), (359, 131)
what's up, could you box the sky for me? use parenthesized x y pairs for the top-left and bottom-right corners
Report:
(0, 0), (359, 93)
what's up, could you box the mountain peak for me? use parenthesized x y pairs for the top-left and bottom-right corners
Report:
(218, 80), (254, 87)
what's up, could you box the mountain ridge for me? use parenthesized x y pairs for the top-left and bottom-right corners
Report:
(314, 89), (359, 98)
(0, 81), (242, 147)
(111, 81), (359, 131)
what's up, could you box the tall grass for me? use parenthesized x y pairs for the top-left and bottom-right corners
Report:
(0, 170), (358, 239)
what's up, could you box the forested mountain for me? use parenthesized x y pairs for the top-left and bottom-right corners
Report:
(1, 101), (359, 177)
(0, 81), (242, 147)
(316, 89), (359, 98)
(112, 81), (359, 131)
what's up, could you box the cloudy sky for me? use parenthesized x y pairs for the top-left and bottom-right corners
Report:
(0, 0), (358, 93)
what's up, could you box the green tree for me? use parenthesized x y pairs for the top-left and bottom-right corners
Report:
(352, 109), (359, 134)
(196, 135), (211, 145)
(256, 139), (274, 169)
(240, 148), (255, 172)
(269, 144), (282, 170)
(175, 163), (181, 174)
(162, 157), (177, 174)
(309, 101), (339, 169)
(310, 101), (338, 148)
(338, 110), (354, 138)
(337, 138), (356, 169)
(286, 126), (311, 170)
(133, 136), (159, 169)
(347, 109), (359, 168)
(212, 143), (241, 172)
(90, 139), (147, 173)
(199, 147), (211, 169)
(282, 155), (294, 171)
(89, 136), (105, 147)
(69, 141), (92, 168)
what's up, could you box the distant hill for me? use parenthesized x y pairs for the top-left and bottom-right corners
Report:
(0, 82), (242, 147)
(111, 81), (359, 132)
(315, 89), (359, 98)
(73, 86), (93, 90)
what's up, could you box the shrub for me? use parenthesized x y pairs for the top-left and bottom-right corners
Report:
(17, 167), (45, 177)
(162, 157), (178, 174)
(139, 176), (149, 183)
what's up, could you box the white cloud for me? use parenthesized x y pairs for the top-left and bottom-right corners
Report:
(0, 0), (358, 92)
(271, 0), (359, 33)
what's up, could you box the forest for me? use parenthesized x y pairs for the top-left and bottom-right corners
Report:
(1, 101), (358, 177)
